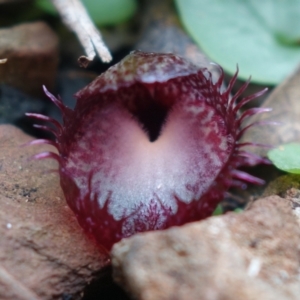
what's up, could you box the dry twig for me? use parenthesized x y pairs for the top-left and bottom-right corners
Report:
(51, 0), (112, 66)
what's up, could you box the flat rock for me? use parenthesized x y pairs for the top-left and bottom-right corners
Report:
(0, 125), (109, 300)
(0, 22), (58, 97)
(240, 65), (300, 157)
(112, 196), (300, 300)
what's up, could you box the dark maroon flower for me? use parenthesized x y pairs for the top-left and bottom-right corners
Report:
(27, 51), (269, 251)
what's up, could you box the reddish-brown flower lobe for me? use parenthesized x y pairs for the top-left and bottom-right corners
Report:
(28, 51), (268, 251)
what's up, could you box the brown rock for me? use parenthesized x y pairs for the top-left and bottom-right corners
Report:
(0, 22), (58, 97)
(240, 65), (300, 157)
(0, 125), (110, 300)
(111, 196), (300, 300)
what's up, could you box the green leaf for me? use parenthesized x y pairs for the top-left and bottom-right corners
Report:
(36, 0), (137, 25)
(83, 0), (137, 25)
(249, 0), (300, 45)
(213, 204), (223, 216)
(35, 0), (56, 15)
(175, 0), (300, 85)
(268, 143), (300, 174)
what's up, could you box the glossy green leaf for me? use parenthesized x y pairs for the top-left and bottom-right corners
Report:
(36, 0), (137, 25)
(175, 0), (300, 85)
(268, 143), (300, 174)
